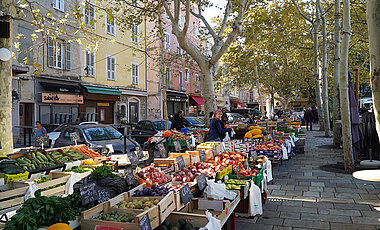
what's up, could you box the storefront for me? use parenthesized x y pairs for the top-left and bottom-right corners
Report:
(117, 89), (148, 124)
(36, 78), (83, 125)
(80, 85), (121, 124)
(230, 99), (248, 110)
(167, 91), (188, 116)
(189, 95), (204, 116)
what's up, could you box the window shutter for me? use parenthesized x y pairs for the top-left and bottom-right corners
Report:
(90, 52), (94, 76)
(65, 42), (70, 70)
(48, 38), (54, 67)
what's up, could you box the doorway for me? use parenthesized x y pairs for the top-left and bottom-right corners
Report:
(96, 103), (114, 124)
(129, 100), (139, 123)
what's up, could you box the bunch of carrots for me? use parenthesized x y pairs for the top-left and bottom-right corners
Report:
(74, 146), (101, 158)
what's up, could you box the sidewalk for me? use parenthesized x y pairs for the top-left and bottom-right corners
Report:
(236, 126), (380, 230)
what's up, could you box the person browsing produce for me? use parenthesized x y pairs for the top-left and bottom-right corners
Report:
(171, 110), (186, 131)
(34, 121), (47, 145)
(208, 110), (232, 142)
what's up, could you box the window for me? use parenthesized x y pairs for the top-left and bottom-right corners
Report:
(184, 69), (189, 82)
(48, 38), (63, 69)
(106, 55), (116, 80)
(120, 105), (126, 118)
(179, 71), (183, 89)
(131, 62), (139, 85)
(194, 24), (199, 39)
(84, 49), (95, 77)
(106, 14), (115, 35)
(131, 24), (138, 44)
(249, 92), (254, 103)
(54, 0), (64, 11)
(177, 45), (182, 56)
(84, 2), (95, 28)
(65, 42), (70, 70)
(165, 2), (170, 19)
(195, 74), (199, 89)
(165, 33), (170, 51)
(179, 13), (184, 28)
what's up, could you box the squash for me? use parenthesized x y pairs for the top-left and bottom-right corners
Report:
(250, 129), (262, 135)
(47, 223), (72, 230)
(244, 132), (253, 138)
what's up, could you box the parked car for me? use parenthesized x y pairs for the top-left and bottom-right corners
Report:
(184, 117), (206, 128)
(53, 123), (139, 154)
(47, 122), (98, 147)
(131, 120), (172, 145)
(226, 113), (245, 123)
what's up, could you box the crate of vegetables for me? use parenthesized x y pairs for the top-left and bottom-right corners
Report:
(0, 181), (29, 211)
(134, 166), (171, 187)
(72, 145), (101, 158)
(52, 166), (92, 179)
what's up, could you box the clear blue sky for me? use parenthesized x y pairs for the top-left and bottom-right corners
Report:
(204, 0), (226, 24)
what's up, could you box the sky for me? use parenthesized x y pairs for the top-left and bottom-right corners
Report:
(204, 0), (226, 24)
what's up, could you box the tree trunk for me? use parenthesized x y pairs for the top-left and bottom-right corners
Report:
(158, 17), (169, 129)
(200, 67), (216, 126)
(0, 0), (14, 156)
(340, 0), (354, 171)
(318, 0), (331, 137)
(255, 66), (265, 117)
(333, 0), (342, 147)
(367, 0), (380, 141)
(313, 4), (324, 131)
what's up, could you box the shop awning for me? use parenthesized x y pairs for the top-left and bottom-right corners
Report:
(83, 85), (121, 95)
(190, 96), (204, 105)
(231, 100), (248, 107)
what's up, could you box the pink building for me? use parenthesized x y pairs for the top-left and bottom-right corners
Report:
(147, 5), (203, 119)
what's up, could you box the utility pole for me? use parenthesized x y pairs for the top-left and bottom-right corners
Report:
(0, 0), (14, 156)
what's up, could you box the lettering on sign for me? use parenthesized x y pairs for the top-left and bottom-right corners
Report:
(125, 167), (136, 185)
(212, 147), (217, 157)
(80, 182), (97, 205)
(236, 165), (241, 178)
(158, 143), (167, 158)
(70, 132), (80, 143)
(174, 141), (181, 152)
(97, 188), (111, 204)
(199, 150), (206, 162)
(139, 213), (152, 230)
(127, 151), (139, 166)
(179, 183), (193, 205)
(36, 136), (49, 148)
(42, 93), (84, 104)
(196, 174), (207, 191)
(176, 155), (185, 170)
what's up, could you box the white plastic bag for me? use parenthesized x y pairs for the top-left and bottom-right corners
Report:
(248, 183), (263, 216)
(223, 133), (230, 142)
(204, 180), (236, 200)
(200, 210), (222, 230)
(65, 173), (82, 196)
(24, 182), (39, 201)
(266, 160), (273, 182)
(282, 145), (288, 160)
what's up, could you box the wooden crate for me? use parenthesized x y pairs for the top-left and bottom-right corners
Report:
(154, 157), (190, 172)
(186, 151), (200, 165)
(108, 191), (176, 225)
(51, 170), (92, 179)
(256, 121), (267, 128)
(81, 202), (154, 230)
(0, 181), (29, 210)
(267, 121), (278, 128)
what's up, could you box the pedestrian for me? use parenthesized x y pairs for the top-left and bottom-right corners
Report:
(312, 107), (318, 124)
(208, 110), (232, 142)
(304, 107), (314, 131)
(171, 110), (185, 131)
(34, 121), (47, 145)
(221, 108), (228, 127)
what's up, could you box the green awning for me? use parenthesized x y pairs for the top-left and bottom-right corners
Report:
(83, 85), (121, 95)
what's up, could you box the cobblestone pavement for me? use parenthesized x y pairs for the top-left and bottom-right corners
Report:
(236, 127), (380, 230)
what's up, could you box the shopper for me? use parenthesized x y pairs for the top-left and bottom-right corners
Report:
(34, 121), (47, 144)
(208, 110), (232, 142)
(171, 110), (185, 131)
(221, 108), (228, 127)
(304, 107), (314, 131)
(312, 107), (318, 124)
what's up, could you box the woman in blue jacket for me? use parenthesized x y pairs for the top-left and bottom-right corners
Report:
(208, 110), (232, 142)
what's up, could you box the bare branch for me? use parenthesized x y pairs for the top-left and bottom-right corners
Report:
(163, 0), (175, 23)
(181, 0), (190, 36)
(174, 0), (180, 26)
(291, 0), (313, 23)
(184, 0), (217, 40)
(218, 0), (232, 37)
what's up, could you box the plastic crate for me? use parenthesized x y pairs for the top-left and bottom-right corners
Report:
(0, 171), (29, 184)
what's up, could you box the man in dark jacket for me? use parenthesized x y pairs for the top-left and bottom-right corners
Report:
(171, 110), (185, 131)
(221, 108), (228, 127)
(304, 107), (314, 131)
(312, 107), (318, 124)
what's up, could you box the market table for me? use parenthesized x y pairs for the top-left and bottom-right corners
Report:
(353, 169), (380, 182)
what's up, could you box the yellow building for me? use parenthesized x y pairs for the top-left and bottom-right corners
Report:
(80, 3), (147, 124)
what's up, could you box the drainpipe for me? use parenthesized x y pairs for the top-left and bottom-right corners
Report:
(144, 3), (148, 120)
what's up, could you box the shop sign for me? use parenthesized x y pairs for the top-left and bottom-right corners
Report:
(42, 93), (83, 104)
(167, 96), (187, 102)
(97, 102), (110, 107)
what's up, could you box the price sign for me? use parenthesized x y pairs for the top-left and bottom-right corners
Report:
(36, 136), (49, 148)
(70, 132), (80, 144)
(174, 141), (181, 152)
(136, 146), (144, 159)
(236, 165), (241, 178)
(127, 151), (139, 166)
(250, 150), (258, 161)
(186, 140), (191, 149)
(139, 213), (152, 230)
(79, 182), (97, 205)
(179, 183), (193, 205)
(125, 167), (136, 185)
(212, 147), (217, 157)
(97, 188), (111, 204)
(196, 174), (207, 191)
(199, 150), (206, 162)
(176, 155), (185, 171)
(157, 143), (167, 158)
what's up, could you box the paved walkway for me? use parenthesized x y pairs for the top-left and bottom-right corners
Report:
(236, 127), (380, 230)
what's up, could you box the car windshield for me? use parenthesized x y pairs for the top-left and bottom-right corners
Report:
(186, 117), (204, 125)
(83, 127), (122, 141)
(53, 124), (66, 132)
(153, 121), (172, 131)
